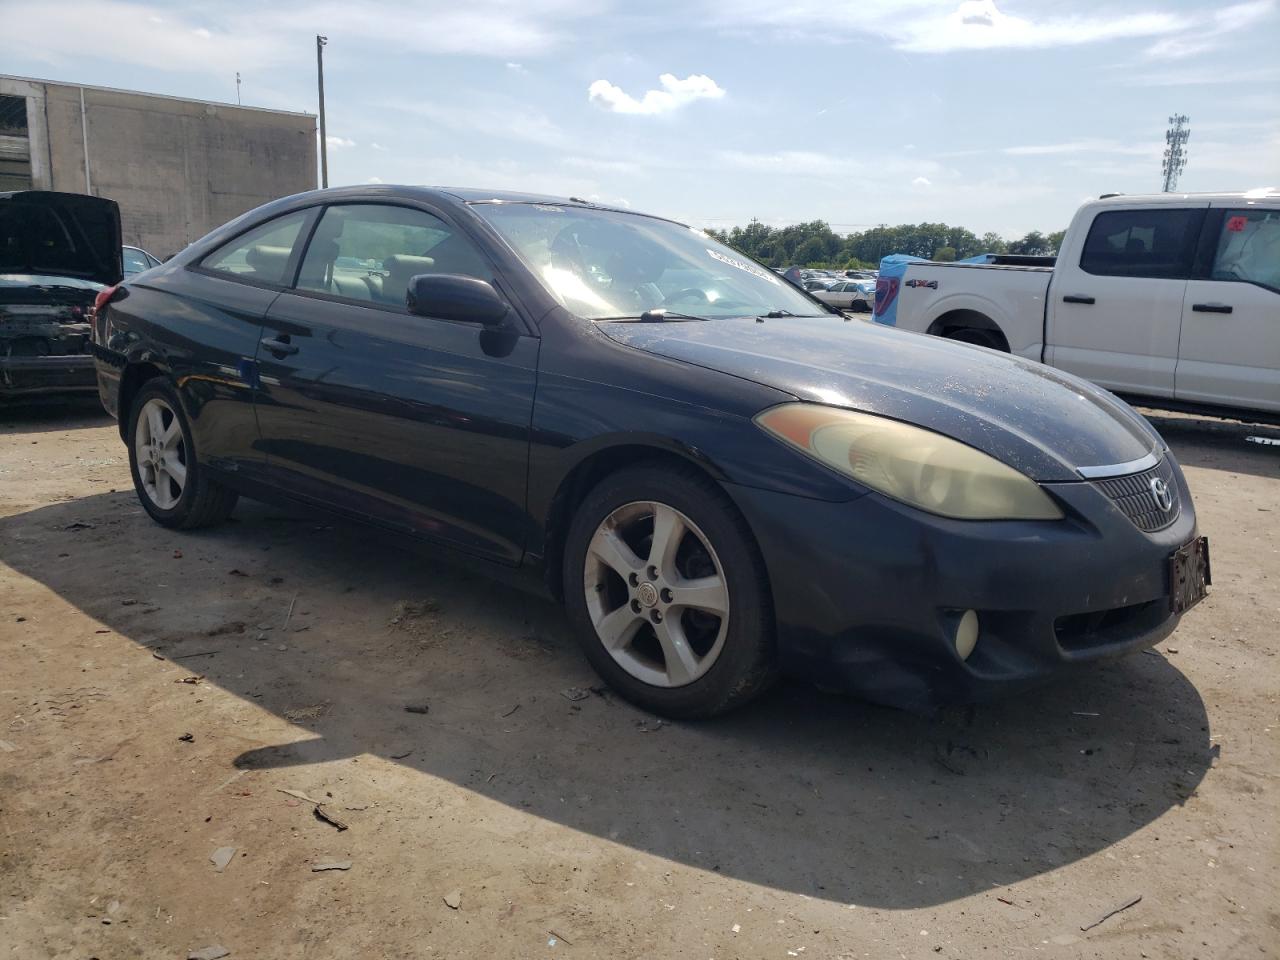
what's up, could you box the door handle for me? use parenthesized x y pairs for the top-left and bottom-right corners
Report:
(260, 335), (298, 356)
(1191, 303), (1233, 314)
(1062, 295), (1095, 305)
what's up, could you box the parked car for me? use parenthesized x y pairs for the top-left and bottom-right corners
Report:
(93, 186), (1208, 716)
(878, 190), (1280, 421)
(1, 190), (121, 400)
(814, 278), (875, 312)
(123, 245), (162, 277)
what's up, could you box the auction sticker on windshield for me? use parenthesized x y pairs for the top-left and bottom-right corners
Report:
(706, 248), (781, 284)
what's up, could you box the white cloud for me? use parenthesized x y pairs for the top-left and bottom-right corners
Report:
(588, 73), (725, 115)
(1127, 64), (1280, 87)
(563, 156), (648, 176)
(370, 142), (390, 152)
(506, 62), (527, 73)
(326, 136), (356, 147)
(1144, 0), (1275, 59)
(714, 0), (1274, 55)
(897, 1), (1187, 53)
(0, 1), (289, 73)
(1002, 139), (1155, 158)
(0, 0), (604, 76)
(912, 176), (932, 186)
(719, 150), (878, 178)
(385, 98), (570, 149)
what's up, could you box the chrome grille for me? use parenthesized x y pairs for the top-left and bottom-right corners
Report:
(1093, 458), (1180, 532)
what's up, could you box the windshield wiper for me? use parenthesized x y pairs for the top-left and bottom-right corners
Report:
(755, 309), (829, 319)
(599, 308), (712, 323)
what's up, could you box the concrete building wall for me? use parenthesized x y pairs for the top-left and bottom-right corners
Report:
(0, 75), (316, 257)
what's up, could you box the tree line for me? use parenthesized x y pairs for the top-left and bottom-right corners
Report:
(704, 219), (1066, 269)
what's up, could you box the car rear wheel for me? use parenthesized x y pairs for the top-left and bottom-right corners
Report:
(128, 380), (237, 529)
(563, 463), (777, 718)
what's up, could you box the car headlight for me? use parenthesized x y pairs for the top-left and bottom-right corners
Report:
(755, 403), (1063, 520)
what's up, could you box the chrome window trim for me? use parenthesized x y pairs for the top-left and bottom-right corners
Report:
(1076, 450), (1161, 480)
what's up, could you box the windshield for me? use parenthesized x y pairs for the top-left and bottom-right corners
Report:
(472, 202), (829, 320)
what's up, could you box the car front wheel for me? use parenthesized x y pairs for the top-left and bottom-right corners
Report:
(128, 380), (237, 529)
(563, 463), (777, 718)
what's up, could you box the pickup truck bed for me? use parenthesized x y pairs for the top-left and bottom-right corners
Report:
(875, 191), (1280, 421)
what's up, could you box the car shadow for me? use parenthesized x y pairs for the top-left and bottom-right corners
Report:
(0, 491), (1212, 910)
(1145, 414), (1280, 481)
(0, 397), (112, 435)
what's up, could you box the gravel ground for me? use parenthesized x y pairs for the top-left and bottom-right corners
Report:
(1, 400), (1277, 960)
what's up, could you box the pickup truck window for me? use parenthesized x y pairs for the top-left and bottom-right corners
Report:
(1211, 209), (1280, 294)
(1080, 208), (1203, 280)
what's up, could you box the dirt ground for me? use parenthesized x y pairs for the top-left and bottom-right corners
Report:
(1, 399), (1277, 960)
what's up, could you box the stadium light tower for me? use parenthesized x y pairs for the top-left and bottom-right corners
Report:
(1162, 114), (1190, 193)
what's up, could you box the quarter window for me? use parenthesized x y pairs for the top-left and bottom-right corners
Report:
(1210, 209), (1280, 293)
(1079, 208), (1203, 279)
(295, 204), (492, 309)
(201, 211), (310, 286)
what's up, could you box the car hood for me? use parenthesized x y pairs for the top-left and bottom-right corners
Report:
(0, 191), (122, 286)
(600, 316), (1157, 482)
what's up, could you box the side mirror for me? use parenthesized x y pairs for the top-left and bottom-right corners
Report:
(406, 274), (510, 326)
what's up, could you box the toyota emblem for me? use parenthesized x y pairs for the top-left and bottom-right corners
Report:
(1149, 477), (1174, 512)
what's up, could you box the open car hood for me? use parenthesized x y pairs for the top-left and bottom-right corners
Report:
(0, 191), (123, 286)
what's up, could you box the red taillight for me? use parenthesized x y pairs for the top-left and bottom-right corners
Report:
(92, 284), (120, 315)
(873, 277), (899, 317)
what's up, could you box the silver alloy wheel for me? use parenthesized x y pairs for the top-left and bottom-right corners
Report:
(583, 501), (730, 688)
(134, 397), (188, 510)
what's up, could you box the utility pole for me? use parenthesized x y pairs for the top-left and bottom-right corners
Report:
(235, 72), (241, 105)
(316, 35), (328, 189)
(1162, 114), (1189, 193)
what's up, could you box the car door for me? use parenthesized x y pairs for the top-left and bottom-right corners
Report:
(1175, 203), (1280, 415)
(146, 208), (315, 477)
(252, 201), (539, 564)
(1048, 204), (1206, 398)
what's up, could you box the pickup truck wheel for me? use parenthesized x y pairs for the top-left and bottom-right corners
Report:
(947, 328), (1007, 351)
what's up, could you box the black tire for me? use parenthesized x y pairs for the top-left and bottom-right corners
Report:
(127, 379), (237, 529)
(946, 327), (1006, 351)
(563, 461), (777, 718)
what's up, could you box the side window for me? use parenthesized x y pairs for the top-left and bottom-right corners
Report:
(1080, 208), (1203, 279)
(295, 204), (492, 309)
(1210, 209), (1280, 293)
(200, 211), (310, 286)
(122, 247), (149, 275)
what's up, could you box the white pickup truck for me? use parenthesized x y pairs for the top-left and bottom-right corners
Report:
(876, 190), (1280, 421)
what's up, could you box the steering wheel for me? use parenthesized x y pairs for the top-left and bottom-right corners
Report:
(663, 288), (710, 305)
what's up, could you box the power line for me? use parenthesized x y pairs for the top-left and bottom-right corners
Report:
(1162, 114), (1189, 193)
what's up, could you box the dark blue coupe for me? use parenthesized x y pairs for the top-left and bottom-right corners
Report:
(92, 186), (1209, 716)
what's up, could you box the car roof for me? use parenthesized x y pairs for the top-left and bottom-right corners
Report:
(279, 184), (679, 224)
(1090, 188), (1279, 206)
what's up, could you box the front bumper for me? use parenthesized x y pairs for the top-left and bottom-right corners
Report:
(724, 456), (1198, 711)
(0, 353), (98, 398)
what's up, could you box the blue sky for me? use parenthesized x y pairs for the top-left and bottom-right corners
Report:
(4, 0), (1278, 236)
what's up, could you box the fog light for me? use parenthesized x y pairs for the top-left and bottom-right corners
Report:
(955, 610), (979, 661)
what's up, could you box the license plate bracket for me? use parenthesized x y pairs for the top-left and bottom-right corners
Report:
(1169, 536), (1211, 614)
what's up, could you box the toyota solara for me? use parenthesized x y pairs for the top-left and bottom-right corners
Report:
(91, 186), (1210, 717)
